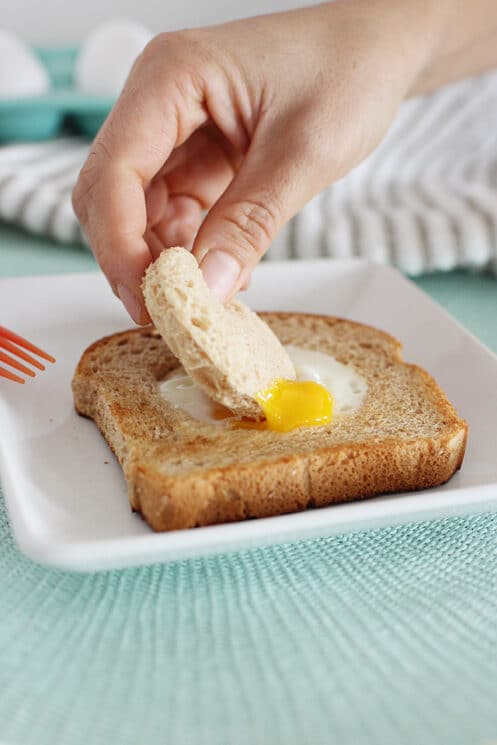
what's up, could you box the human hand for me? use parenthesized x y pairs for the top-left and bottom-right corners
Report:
(73, 0), (439, 324)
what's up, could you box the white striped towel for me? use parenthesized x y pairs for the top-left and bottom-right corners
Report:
(1, 68), (497, 276)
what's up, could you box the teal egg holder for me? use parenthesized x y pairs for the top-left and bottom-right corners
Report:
(0, 47), (115, 141)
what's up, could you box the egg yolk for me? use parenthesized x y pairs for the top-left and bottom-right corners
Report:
(254, 378), (333, 433)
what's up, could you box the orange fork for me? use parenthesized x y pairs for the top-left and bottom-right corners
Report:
(0, 326), (56, 384)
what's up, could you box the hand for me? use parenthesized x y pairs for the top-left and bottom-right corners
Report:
(73, 0), (440, 324)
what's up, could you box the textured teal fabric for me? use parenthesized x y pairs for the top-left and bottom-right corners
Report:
(1, 226), (497, 745)
(2, 494), (497, 745)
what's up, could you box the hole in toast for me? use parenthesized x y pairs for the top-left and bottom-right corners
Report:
(153, 363), (182, 382)
(117, 338), (128, 347)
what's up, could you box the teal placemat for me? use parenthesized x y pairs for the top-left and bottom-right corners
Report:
(0, 222), (96, 276)
(1, 225), (497, 745)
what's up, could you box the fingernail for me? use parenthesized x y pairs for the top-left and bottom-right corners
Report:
(117, 284), (142, 324)
(200, 251), (242, 301)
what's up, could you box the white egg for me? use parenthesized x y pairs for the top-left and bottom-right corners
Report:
(159, 346), (368, 424)
(0, 29), (50, 98)
(75, 20), (152, 96)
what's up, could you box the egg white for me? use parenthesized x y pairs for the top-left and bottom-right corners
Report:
(159, 346), (367, 425)
(284, 345), (367, 415)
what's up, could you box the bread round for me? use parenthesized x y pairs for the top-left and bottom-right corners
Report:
(142, 248), (296, 417)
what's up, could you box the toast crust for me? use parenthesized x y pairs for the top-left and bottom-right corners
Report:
(72, 313), (468, 531)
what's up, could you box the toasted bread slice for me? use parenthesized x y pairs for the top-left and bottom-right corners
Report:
(142, 247), (295, 418)
(72, 313), (467, 532)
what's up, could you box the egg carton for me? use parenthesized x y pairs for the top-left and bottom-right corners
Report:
(0, 47), (114, 142)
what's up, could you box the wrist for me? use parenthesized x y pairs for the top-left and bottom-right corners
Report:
(366, 0), (447, 98)
(313, 0), (446, 102)
(409, 0), (497, 94)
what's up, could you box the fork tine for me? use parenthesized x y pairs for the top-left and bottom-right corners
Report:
(0, 366), (25, 384)
(0, 326), (55, 363)
(0, 350), (36, 377)
(0, 338), (45, 370)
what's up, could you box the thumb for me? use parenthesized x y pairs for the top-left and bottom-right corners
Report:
(192, 123), (316, 301)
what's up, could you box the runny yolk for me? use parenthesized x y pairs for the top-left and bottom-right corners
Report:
(254, 378), (333, 433)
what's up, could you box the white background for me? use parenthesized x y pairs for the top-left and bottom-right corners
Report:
(3, 0), (317, 43)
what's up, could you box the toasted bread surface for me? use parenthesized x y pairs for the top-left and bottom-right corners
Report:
(72, 313), (468, 531)
(142, 248), (295, 418)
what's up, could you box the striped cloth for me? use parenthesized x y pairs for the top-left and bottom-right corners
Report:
(0, 137), (87, 244)
(1, 68), (497, 276)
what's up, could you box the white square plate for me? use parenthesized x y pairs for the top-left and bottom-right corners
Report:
(1, 260), (497, 571)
